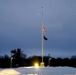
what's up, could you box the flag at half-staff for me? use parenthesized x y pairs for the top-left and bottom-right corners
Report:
(42, 26), (48, 40)
(44, 36), (48, 40)
(43, 26), (46, 33)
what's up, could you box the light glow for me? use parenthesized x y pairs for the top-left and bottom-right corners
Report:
(0, 69), (20, 74)
(34, 63), (39, 68)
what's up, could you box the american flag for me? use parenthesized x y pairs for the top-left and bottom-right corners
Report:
(43, 26), (46, 33)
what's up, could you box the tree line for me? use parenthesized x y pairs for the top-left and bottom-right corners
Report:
(0, 48), (76, 68)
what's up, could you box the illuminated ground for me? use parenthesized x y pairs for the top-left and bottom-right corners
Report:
(0, 67), (76, 75)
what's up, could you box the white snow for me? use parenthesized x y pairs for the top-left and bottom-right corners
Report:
(0, 67), (76, 75)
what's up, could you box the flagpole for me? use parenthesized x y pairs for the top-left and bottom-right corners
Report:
(42, 18), (44, 63)
(40, 6), (45, 67)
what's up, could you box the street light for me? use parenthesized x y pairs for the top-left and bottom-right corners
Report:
(10, 57), (13, 68)
(48, 58), (51, 66)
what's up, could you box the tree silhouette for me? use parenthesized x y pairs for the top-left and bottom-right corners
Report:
(11, 48), (27, 67)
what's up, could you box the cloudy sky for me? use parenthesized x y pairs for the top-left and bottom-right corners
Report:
(0, 0), (76, 58)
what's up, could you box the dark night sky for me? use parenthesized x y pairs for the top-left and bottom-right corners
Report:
(0, 0), (76, 58)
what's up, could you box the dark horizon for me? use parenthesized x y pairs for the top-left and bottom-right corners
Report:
(0, 48), (75, 59)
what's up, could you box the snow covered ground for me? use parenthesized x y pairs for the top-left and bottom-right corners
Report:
(0, 67), (76, 75)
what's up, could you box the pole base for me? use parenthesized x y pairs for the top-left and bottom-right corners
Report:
(40, 62), (45, 67)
